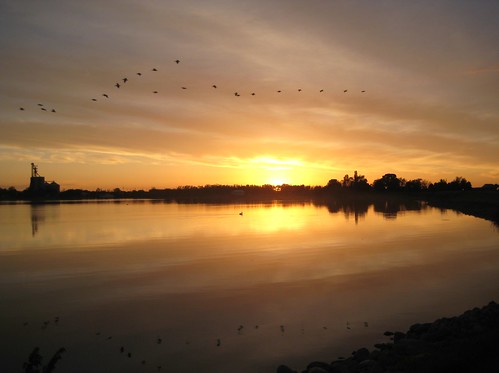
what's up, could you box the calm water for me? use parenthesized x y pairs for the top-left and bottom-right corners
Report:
(0, 200), (498, 372)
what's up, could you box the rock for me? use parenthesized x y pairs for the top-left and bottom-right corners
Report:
(306, 361), (331, 371)
(352, 348), (370, 362)
(307, 367), (330, 373)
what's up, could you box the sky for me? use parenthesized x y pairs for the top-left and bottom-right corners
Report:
(1, 0), (498, 190)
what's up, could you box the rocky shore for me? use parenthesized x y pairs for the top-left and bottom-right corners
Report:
(277, 301), (499, 373)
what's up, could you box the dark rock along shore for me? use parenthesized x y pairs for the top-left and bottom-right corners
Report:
(278, 301), (499, 373)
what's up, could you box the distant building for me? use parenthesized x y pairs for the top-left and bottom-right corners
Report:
(28, 163), (60, 197)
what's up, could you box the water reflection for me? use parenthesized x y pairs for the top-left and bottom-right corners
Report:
(317, 198), (427, 223)
(0, 200), (497, 373)
(30, 204), (45, 236)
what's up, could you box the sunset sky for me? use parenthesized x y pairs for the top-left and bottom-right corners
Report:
(1, 0), (498, 190)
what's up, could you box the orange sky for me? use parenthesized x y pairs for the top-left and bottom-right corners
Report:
(1, 0), (498, 190)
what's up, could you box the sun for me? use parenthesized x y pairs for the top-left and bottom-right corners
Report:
(267, 176), (289, 186)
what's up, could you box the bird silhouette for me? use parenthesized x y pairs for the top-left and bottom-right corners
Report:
(152, 68), (158, 71)
(19, 107), (25, 110)
(277, 90), (282, 93)
(37, 103), (44, 106)
(51, 109), (56, 113)
(216, 338), (221, 347)
(343, 89), (348, 93)
(298, 89), (302, 92)
(234, 92), (240, 96)
(153, 91), (158, 94)
(175, 59), (180, 64)
(122, 78), (128, 83)
(115, 83), (120, 88)
(181, 87), (187, 90)
(361, 90), (366, 93)
(251, 92), (255, 95)
(320, 89), (324, 92)
(41, 108), (47, 111)
(212, 85), (217, 88)
(91, 98), (97, 101)
(137, 72), (142, 76)
(102, 94), (109, 98)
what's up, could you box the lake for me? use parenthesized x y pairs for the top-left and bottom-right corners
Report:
(0, 200), (498, 372)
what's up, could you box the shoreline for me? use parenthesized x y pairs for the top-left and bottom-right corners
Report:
(277, 197), (499, 373)
(277, 301), (499, 373)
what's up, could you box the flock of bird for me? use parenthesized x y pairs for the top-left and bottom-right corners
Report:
(20, 314), (371, 371)
(17, 58), (367, 115)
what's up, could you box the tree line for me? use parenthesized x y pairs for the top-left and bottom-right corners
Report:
(1, 171), (497, 201)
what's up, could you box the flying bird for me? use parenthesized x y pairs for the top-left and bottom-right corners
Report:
(19, 107), (24, 110)
(91, 98), (97, 101)
(122, 77), (128, 83)
(320, 89), (324, 92)
(277, 90), (282, 93)
(102, 94), (109, 98)
(51, 109), (56, 113)
(37, 103), (44, 106)
(41, 108), (47, 111)
(251, 92), (255, 96)
(175, 59), (180, 64)
(115, 83), (120, 88)
(212, 85), (217, 88)
(361, 90), (366, 93)
(137, 72), (142, 76)
(343, 89), (348, 93)
(153, 91), (158, 94)
(234, 92), (240, 96)
(181, 87), (187, 90)
(298, 89), (302, 92)
(152, 68), (158, 71)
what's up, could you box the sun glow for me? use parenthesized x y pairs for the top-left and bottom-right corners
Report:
(244, 156), (304, 186)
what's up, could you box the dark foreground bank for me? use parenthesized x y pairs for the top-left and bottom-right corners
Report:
(277, 301), (499, 373)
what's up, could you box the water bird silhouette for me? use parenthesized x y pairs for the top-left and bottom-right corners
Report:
(152, 68), (158, 71)
(102, 94), (109, 98)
